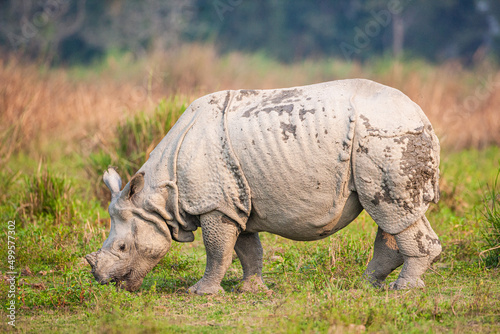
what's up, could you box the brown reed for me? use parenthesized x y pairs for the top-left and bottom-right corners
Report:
(1, 44), (499, 166)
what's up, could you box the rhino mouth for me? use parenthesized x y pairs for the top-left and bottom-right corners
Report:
(91, 267), (133, 287)
(93, 273), (113, 285)
(109, 269), (145, 291)
(87, 250), (135, 287)
(119, 273), (145, 291)
(100, 268), (131, 286)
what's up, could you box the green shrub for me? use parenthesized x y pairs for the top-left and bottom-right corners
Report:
(86, 98), (187, 205)
(18, 168), (76, 226)
(480, 168), (500, 267)
(116, 97), (188, 178)
(0, 171), (21, 229)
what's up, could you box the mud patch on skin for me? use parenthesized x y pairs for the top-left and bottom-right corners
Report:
(359, 114), (378, 134)
(356, 144), (369, 154)
(414, 230), (429, 255)
(221, 215), (236, 225)
(372, 182), (394, 206)
(299, 108), (315, 121)
(280, 122), (297, 142)
(242, 106), (258, 118)
(262, 104), (294, 116)
(265, 89), (302, 105)
(394, 131), (435, 210)
(242, 104), (294, 118)
(236, 89), (259, 101)
(425, 234), (441, 245)
(319, 226), (340, 237)
(382, 232), (399, 250)
(383, 146), (392, 158)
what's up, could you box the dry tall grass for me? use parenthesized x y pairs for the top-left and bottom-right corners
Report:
(0, 56), (161, 164)
(1, 43), (500, 165)
(376, 61), (500, 150)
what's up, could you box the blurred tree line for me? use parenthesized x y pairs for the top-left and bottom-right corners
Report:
(0, 0), (498, 65)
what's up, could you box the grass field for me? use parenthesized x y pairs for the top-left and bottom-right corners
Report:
(1, 45), (500, 333)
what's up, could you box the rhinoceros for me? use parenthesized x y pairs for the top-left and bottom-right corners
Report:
(86, 79), (441, 294)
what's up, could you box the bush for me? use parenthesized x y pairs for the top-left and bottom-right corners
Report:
(18, 167), (76, 226)
(115, 98), (187, 177)
(86, 97), (188, 205)
(0, 169), (20, 204)
(480, 168), (500, 267)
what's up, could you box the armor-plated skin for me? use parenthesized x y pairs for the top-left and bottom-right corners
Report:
(86, 79), (442, 293)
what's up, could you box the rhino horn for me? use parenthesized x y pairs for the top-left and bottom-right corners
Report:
(85, 252), (97, 268)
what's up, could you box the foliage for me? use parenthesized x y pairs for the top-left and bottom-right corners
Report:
(115, 98), (187, 177)
(192, 0), (491, 64)
(0, 0), (497, 64)
(1, 120), (500, 332)
(0, 0), (191, 65)
(0, 169), (20, 205)
(17, 167), (76, 226)
(85, 98), (187, 204)
(2, 47), (500, 332)
(4, 48), (500, 161)
(481, 168), (500, 267)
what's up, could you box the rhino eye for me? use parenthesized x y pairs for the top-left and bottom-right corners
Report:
(118, 243), (126, 251)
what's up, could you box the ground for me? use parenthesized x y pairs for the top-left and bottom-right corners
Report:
(0, 147), (499, 333)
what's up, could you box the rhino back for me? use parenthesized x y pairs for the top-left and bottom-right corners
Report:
(226, 81), (358, 236)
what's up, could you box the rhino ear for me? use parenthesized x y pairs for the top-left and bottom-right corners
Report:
(121, 172), (145, 201)
(103, 167), (122, 197)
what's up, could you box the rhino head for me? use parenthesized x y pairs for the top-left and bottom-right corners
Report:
(85, 168), (172, 291)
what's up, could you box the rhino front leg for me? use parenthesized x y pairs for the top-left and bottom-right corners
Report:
(390, 216), (441, 290)
(188, 211), (240, 295)
(363, 227), (404, 287)
(234, 232), (268, 292)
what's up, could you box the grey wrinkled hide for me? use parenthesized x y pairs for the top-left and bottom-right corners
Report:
(87, 79), (442, 293)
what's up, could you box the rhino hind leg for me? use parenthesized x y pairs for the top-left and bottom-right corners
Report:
(388, 216), (441, 289)
(363, 227), (404, 287)
(188, 211), (240, 295)
(234, 232), (268, 292)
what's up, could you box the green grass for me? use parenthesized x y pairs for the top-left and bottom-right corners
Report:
(481, 168), (500, 267)
(1, 115), (500, 333)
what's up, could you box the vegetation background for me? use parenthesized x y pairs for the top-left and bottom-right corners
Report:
(0, 0), (499, 333)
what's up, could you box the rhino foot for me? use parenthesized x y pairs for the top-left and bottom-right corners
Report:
(187, 212), (240, 296)
(389, 277), (425, 290)
(239, 275), (268, 293)
(188, 280), (225, 295)
(362, 275), (385, 289)
(388, 216), (441, 290)
(363, 227), (404, 289)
